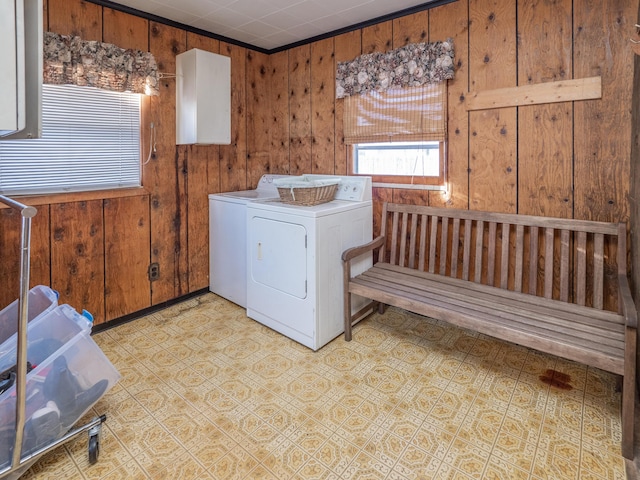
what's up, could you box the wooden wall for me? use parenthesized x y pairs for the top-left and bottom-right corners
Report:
(0, 0), (637, 326)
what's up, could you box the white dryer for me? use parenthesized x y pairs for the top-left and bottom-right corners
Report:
(208, 174), (291, 308)
(246, 175), (373, 350)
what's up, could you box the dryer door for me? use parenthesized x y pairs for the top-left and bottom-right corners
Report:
(249, 216), (307, 299)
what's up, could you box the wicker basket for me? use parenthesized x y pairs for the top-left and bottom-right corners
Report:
(274, 176), (340, 206)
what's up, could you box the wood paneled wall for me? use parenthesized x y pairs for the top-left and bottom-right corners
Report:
(0, 0), (637, 326)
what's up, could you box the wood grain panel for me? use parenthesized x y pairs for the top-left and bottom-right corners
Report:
(392, 10), (428, 48)
(362, 22), (394, 201)
(311, 38), (335, 174)
(469, 0), (517, 213)
(247, 50), (272, 187)
(429, 0), (470, 209)
(334, 31), (361, 176)
(574, 0), (634, 223)
(517, 0), (573, 218)
(47, 0), (101, 40)
(362, 21), (393, 54)
(289, 45), (312, 175)
(269, 51), (290, 174)
(103, 7), (148, 51)
(43, 0), (48, 30)
(219, 42), (248, 192)
(104, 195), (151, 320)
(147, 22), (187, 304)
(0, 206), (50, 309)
(185, 33), (221, 291)
(50, 201), (104, 324)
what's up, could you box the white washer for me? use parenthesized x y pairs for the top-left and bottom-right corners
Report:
(208, 174), (291, 308)
(246, 175), (373, 350)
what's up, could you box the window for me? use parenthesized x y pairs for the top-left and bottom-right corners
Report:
(353, 141), (444, 185)
(0, 84), (141, 196)
(344, 83), (447, 188)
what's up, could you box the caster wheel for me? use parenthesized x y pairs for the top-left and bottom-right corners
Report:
(88, 434), (99, 464)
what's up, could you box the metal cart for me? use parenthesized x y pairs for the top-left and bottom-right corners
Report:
(0, 195), (106, 479)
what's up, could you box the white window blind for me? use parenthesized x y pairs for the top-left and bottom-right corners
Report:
(0, 84), (141, 195)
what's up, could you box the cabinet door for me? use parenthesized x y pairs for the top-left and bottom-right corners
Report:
(249, 216), (307, 299)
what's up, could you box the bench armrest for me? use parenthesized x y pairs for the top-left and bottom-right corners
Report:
(342, 235), (385, 263)
(618, 274), (638, 329)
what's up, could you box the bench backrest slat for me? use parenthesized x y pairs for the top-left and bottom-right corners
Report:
(462, 219), (472, 281)
(429, 216), (438, 273)
(514, 224), (525, 293)
(544, 227), (554, 299)
(380, 203), (626, 311)
(500, 223), (510, 289)
(419, 214), (427, 271)
(474, 220), (484, 283)
(560, 229), (570, 302)
(450, 218), (460, 277)
(594, 233), (604, 310)
(528, 226), (539, 295)
(576, 231), (587, 306)
(408, 213), (418, 269)
(487, 222), (497, 286)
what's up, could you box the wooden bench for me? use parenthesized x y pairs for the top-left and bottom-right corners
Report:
(342, 202), (637, 459)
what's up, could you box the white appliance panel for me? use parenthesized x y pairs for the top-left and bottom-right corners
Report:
(250, 217), (307, 299)
(208, 174), (292, 308)
(209, 198), (247, 307)
(246, 176), (372, 351)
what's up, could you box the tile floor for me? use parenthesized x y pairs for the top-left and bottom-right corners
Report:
(18, 293), (627, 479)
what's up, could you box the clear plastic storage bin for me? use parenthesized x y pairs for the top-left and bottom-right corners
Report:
(0, 304), (120, 470)
(0, 286), (59, 347)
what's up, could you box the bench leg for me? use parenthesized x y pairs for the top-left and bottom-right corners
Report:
(621, 328), (636, 460)
(344, 286), (353, 342)
(378, 302), (386, 314)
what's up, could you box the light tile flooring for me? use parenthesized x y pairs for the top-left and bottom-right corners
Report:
(18, 293), (627, 479)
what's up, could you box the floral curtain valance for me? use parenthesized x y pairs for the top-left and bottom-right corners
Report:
(43, 32), (159, 96)
(336, 40), (454, 99)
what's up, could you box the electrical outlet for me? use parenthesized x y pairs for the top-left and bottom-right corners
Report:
(148, 262), (160, 281)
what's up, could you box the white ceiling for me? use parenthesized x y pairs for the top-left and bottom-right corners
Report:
(108, 0), (436, 51)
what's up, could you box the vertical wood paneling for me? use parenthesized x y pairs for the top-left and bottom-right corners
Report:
(362, 21), (393, 54)
(219, 42), (248, 192)
(247, 50), (272, 186)
(334, 31), (361, 176)
(574, 0), (634, 223)
(0, 207), (51, 309)
(147, 22), (187, 304)
(269, 51), (290, 174)
(392, 10), (428, 47)
(104, 195), (151, 320)
(362, 21), (394, 205)
(103, 8), (148, 50)
(517, 0), (573, 218)
(311, 38), (335, 174)
(392, 18), (428, 213)
(429, 0), (470, 209)
(469, 0), (517, 213)
(289, 45), (312, 175)
(185, 33), (221, 291)
(50, 201), (104, 323)
(43, 0), (48, 30)
(47, 0), (101, 40)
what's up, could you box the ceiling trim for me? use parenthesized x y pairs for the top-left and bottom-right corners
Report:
(84, 0), (457, 54)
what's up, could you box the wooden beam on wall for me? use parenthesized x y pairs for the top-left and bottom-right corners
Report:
(466, 76), (602, 111)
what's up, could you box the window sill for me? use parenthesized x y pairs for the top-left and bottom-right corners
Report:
(372, 182), (447, 191)
(0, 187), (149, 209)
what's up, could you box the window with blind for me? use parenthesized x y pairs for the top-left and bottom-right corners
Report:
(0, 84), (141, 195)
(344, 82), (447, 187)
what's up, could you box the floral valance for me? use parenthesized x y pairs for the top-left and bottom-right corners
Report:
(43, 32), (159, 96)
(336, 40), (454, 99)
